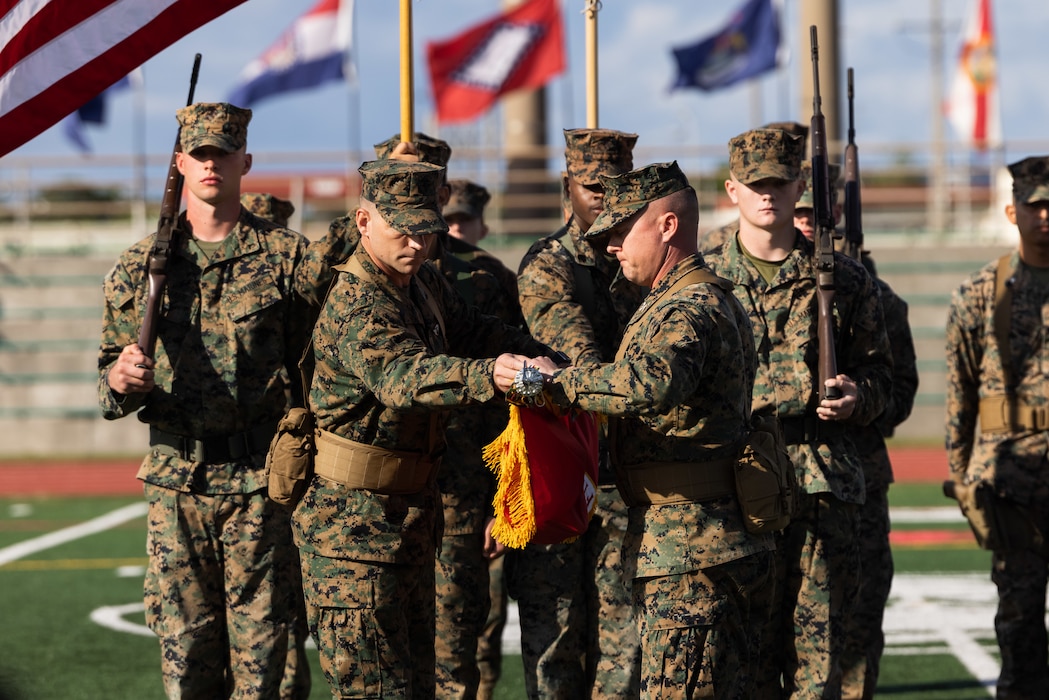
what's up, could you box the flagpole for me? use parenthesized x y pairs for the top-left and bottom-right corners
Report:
(585, 0), (598, 128)
(400, 0), (414, 142)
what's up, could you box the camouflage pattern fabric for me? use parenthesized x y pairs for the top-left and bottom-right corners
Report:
(728, 128), (805, 184)
(177, 102), (251, 153)
(359, 159), (449, 237)
(704, 233), (893, 699)
(636, 554), (774, 699)
(447, 235), (522, 322)
(545, 254), (776, 698)
(476, 556), (508, 700)
(563, 128), (637, 185)
(946, 250), (1049, 697)
(444, 179), (491, 219)
(841, 275), (918, 700)
(299, 550), (436, 696)
(432, 244), (521, 698)
(797, 160), (840, 208)
(514, 214), (645, 698)
(97, 210), (311, 698)
(586, 160), (690, 239)
(698, 219), (739, 255)
(143, 485), (306, 699)
(241, 192), (295, 228)
(98, 212), (312, 492)
(296, 214), (360, 311)
(1008, 155), (1049, 203)
(291, 246), (548, 699)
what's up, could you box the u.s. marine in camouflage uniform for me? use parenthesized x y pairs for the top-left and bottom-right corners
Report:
(98, 103), (312, 699)
(792, 162), (920, 699)
(946, 156), (1049, 699)
(290, 159), (550, 699)
(496, 161), (775, 699)
(513, 127), (646, 698)
(704, 128), (892, 699)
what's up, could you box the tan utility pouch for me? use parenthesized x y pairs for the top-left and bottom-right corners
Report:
(265, 407), (317, 507)
(734, 414), (796, 534)
(952, 480), (1044, 553)
(314, 429), (436, 495)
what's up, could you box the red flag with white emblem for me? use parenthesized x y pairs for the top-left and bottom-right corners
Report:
(425, 0), (565, 124)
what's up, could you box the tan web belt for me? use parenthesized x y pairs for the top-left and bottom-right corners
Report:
(979, 396), (1049, 433)
(619, 458), (737, 506)
(313, 429), (436, 495)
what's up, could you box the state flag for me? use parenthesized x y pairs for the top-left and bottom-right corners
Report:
(946, 0), (1001, 150)
(671, 0), (782, 92)
(226, 0), (355, 109)
(0, 0), (247, 157)
(426, 0), (565, 124)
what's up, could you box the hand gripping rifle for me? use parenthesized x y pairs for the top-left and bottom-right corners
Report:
(843, 67), (863, 262)
(808, 27), (841, 401)
(137, 54), (202, 360)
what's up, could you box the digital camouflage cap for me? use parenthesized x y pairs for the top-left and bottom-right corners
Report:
(359, 159), (449, 236)
(374, 132), (452, 167)
(1008, 156), (1049, 204)
(728, 128), (805, 185)
(241, 192), (295, 227)
(177, 102), (251, 153)
(763, 120), (810, 151)
(564, 128), (637, 185)
(585, 161), (692, 239)
(443, 179), (490, 220)
(797, 160), (842, 208)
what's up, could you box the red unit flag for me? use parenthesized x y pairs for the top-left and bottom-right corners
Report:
(426, 0), (565, 124)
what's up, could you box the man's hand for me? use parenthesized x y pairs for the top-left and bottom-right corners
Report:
(388, 141), (420, 162)
(817, 374), (858, 421)
(483, 518), (505, 559)
(107, 343), (155, 396)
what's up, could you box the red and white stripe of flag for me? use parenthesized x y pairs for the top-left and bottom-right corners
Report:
(0, 0), (247, 157)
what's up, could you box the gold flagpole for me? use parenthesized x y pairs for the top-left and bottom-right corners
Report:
(585, 0), (599, 128)
(400, 0), (414, 141)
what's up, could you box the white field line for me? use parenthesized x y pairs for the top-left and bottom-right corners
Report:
(0, 501), (1004, 695)
(0, 502), (147, 567)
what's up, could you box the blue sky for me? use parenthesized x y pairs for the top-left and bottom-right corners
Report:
(4, 0), (1045, 178)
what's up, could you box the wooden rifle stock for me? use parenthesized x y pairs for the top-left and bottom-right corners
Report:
(843, 67), (863, 262)
(137, 54), (202, 360)
(808, 26), (841, 402)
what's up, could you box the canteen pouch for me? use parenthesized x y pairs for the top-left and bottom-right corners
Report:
(952, 481), (1044, 554)
(734, 413), (796, 534)
(265, 407), (316, 507)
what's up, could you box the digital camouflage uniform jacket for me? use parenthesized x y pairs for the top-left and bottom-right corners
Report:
(293, 246), (548, 565)
(97, 211), (310, 493)
(518, 218), (646, 366)
(945, 251), (1049, 497)
(704, 231), (893, 504)
(547, 256), (775, 577)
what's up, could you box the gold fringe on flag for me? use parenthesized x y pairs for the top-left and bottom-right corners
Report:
(482, 403), (537, 549)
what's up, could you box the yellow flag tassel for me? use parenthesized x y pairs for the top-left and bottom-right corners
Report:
(482, 403), (536, 549)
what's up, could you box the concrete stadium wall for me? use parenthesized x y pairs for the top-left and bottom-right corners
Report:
(0, 224), (1010, 457)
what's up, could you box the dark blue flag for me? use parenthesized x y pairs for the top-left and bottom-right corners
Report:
(671, 0), (781, 92)
(62, 75), (133, 153)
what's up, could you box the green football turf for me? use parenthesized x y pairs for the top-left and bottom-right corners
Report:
(0, 491), (997, 699)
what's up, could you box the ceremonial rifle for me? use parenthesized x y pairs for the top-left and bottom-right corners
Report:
(843, 67), (863, 262)
(808, 26), (841, 401)
(137, 54), (201, 360)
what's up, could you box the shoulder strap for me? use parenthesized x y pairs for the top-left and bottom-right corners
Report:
(553, 226), (598, 321)
(615, 269), (731, 362)
(993, 253), (1014, 391)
